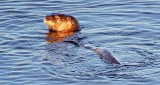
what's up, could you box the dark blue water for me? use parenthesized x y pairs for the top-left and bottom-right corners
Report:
(0, 0), (160, 85)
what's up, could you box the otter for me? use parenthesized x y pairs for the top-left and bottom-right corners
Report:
(44, 13), (120, 64)
(44, 13), (80, 32)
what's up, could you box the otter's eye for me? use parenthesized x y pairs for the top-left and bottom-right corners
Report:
(45, 17), (50, 20)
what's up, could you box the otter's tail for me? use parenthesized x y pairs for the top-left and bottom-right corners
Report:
(83, 44), (120, 64)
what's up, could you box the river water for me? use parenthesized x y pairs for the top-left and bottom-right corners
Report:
(0, 0), (160, 85)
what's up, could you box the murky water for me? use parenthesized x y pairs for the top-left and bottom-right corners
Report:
(0, 0), (160, 85)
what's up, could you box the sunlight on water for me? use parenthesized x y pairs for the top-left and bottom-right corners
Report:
(0, 0), (160, 85)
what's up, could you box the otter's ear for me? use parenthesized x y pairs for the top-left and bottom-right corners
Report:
(67, 17), (71, 20)
(54, 15), (60, 19)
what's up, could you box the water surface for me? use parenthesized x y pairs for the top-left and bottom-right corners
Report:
(0, 0), (160, 85)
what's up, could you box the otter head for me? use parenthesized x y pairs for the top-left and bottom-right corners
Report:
(44, 13), (80, 32)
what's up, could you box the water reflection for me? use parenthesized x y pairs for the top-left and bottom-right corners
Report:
(45, 31), (74, 44)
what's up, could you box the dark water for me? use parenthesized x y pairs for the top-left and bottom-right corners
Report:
(0, 0), (160, 85)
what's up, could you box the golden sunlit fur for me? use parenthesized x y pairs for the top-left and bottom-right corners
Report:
(44, 14), (80, 32)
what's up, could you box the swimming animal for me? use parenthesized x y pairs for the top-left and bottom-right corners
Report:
(44, 13), (80, 32)
(44, 13), (120, 64)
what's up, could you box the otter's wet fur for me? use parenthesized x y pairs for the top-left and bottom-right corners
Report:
(44, 13), (80, 32)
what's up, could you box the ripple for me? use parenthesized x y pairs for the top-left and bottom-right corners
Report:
(0, 0), (160, 85)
